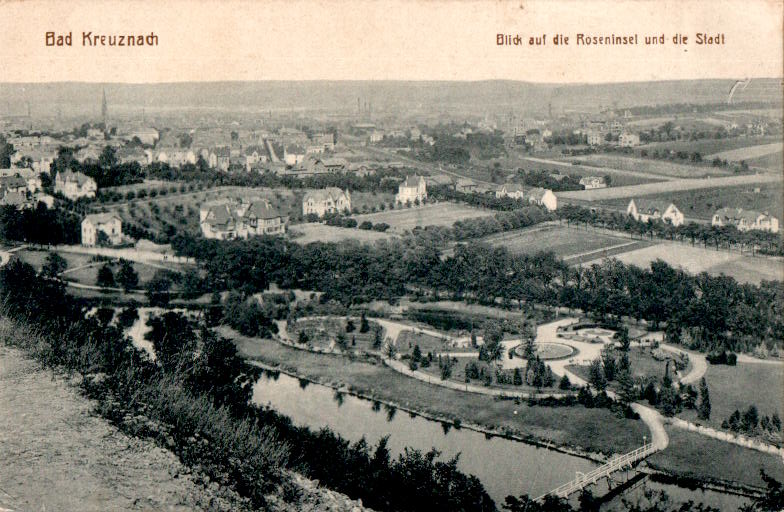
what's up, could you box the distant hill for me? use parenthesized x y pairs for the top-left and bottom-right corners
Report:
(0, 79), (781, 118)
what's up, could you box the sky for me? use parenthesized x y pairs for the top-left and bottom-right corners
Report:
(0, 0), (782, 84)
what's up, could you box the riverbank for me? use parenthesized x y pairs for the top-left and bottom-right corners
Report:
(230, 328), (781, 498)
(227, 327), (648, 459)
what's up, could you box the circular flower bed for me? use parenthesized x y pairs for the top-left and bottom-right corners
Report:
(514, 342), (576, 361)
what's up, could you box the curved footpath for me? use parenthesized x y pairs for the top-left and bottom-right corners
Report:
(280, 314), (784, 457)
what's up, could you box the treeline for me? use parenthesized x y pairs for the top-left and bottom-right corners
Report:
(0, 203), (81, 245)
(0, 259), (495, 512)
(170, 234), (783, 355)
(559, 204), (784, 256)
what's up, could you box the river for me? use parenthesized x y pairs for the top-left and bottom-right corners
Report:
(251, 371), (751, 511)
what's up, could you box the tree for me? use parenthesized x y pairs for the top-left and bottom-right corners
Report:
(41, 252), (67, 278)
(558, 374), (571, 390)
(359, 313), (370, 333)
(482, 321), (504, 362)
(513, 367), (523, 386)
(742, 405), (759, 434)
(145, 311), (196, 373)
(373, 324), (383, 349)
(116, 306), (139, 329)
(588, 358), (606, 391)
(617, 368), (636, 405)
(116, 259), (139, 292)
(346, 319), (356, 332)
(412, 344), (423, 363)
(146, 269), (173, 307)
(601, 348), (617, 381)
(96, 262), (115, 288)
(698, 377), (711, 420)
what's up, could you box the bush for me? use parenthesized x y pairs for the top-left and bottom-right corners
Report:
(358, 221), (373, 230)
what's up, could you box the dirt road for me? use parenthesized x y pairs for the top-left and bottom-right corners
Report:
(0, 344), (231, 512)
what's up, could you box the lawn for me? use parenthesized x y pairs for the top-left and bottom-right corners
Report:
(480, 224), (642, 261)
(677, 362), (783, 432)
(397, 330), (453, 355)
(226, 327), (649, 456)
(15, 249), (93, 272)
(596, 183), (783, 221)
(352, 202), (495, 232)
(648, 428), (784, 489)
(569, 154), (734, 179)
(288, 223), (397, 244)
(593, 242), (784, 285)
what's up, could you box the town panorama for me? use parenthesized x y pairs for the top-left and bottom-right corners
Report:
(0, 79), (782, 512)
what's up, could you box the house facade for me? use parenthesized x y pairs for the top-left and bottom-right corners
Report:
(712, 208), (779, 233)
(627, 199), (684, 226)
(396, 175), (427, 204)
(55, 170), (97, 200)
(526, 187), (558, 211)
(619, 132), (641, 147)
(200, 199), (286, 240)
(82, 213), (122, 246)
(302, 188), (351, 217)
(495, 183), (526, 200)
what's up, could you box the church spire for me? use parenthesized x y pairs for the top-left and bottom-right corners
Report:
(101, 87), (108, 127)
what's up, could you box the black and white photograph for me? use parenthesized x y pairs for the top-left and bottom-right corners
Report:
(0, 1), (782, 511)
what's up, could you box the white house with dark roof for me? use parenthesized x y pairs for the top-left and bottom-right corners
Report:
(712, 208), (779, 233)
(627, 198), (684, 226)
(396, 175), (427, 204)
(55, 170), (97, 200)
(580, 176), (606, 190)
(495, 183), (526, 200)
(525, 187), (558, 211)
(302, 188), (351, 217)
(82, 213), (122, 246)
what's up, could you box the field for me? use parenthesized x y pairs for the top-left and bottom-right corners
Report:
(500, 155), (662, 187)
(640, 136), (781, 156)
(556, 173), (783, 202)
(705, 142), (783, 162)
(678, 362), (783, 432)
(746, 150), (783, 171)
(596, 184), (784, 220)
(480, 224), (650, 262)
(568, 154), (733, 179)
(289, 223), (397, 244)
(587, 242), (784, 284)
(352, 202), (495, 232)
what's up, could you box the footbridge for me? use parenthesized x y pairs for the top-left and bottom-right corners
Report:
(536, 441), (657, 501)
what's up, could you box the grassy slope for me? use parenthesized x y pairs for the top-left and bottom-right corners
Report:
(648, 428), (784, 489)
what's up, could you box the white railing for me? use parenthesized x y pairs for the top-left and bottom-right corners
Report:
(536, 442), (656, 501)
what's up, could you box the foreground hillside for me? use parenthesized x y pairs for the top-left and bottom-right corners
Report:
(0, 343), (366, 512)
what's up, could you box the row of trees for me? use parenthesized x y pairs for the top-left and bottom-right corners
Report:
(170, 233), (783, 355)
